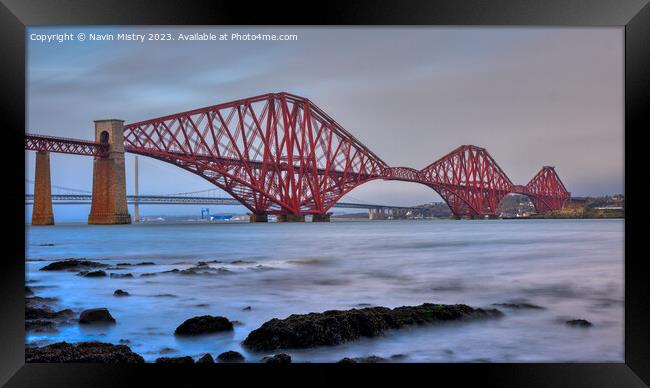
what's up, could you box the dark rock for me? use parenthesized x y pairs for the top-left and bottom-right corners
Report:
(390, 353), (407, 360)
(566, 319), (592, 327)
(242, 306), (252, 311)
(116, 263), (132, 266)
(197, 353), (215, 363)
(163, 269), (180, 274)
(262, 353), (291, 364)
(25, 286), (34, 296)
(25, 296), (74, 331)
(174, 315), (233, 335)
(79, 308), (116, 324)
(353, 355), (388, 363)
(152, 293), (176, 298)
(118, 339), (130, 344)
(493, 302), (544, 310)
(159, 347), (176, 354)
(136, 262), (155, 266)
(110, 273), (134, 279)
(38, 243), (56, 247)
(217, 350), (244, 363)
(140, 273), (156, 277)
(82, 270), (107, 278)
(26, 306), (73, 320)
(155, 356), (195, 364)
(243, 303), (502, 351)
(337, 357), (357, 363)
(231, 260), (256, 265)
(25, 341), (144, 363)
(113, 289), (130, 297)
(40, 259), (108, 271)
(26, 319), (56, 331)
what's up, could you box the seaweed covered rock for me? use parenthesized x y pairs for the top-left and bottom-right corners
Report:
(25, 341), (144, 363)
(40, 259), (108, 271)
(113, 289), (130, 297)
(493, 302), (544, 310)
(79, 308), (116, 324)
(155, 356), (195, 364)
(262, 353), (291, 364)
(566, 319), (592, 327)
(174, 315), (234, 335)
(110, 273), (134, 279)
(243, 303), (502, 351)
(217, 350), (245, 363)
(197, 353), (215, 363)
(25, 297), (74, 331)
(81, 270), (107, 278)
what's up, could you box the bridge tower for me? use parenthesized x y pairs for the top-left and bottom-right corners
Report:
(88, 119), (131, 224)
(31, 151), (54, 225)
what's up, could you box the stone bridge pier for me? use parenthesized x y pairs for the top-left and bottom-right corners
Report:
(87, 119), (131, 224)
(31, 151), (54, 225)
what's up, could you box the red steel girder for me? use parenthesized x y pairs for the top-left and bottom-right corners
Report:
(25, 133), (108, 157)
(25, 93), (571, 218)
(522, 166), (571, 213)
(123, 92), (388, 215)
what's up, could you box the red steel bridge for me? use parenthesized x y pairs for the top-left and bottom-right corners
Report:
(25, 92), (570, 222)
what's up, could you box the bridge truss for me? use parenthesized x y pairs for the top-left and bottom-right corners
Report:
(25, 92), (570, 217)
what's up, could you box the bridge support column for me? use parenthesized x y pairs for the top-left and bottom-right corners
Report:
(31, 151), (54, 225)
(277, 214), (305, 222)
(88, 119), (131, 225)
(312, 213), (331, 222)
(249, 213), (268, 223)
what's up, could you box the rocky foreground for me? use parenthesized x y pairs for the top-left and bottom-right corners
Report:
(27, 258), (595, 362)
(25, 341), (144, 363)
(243, 303), (503, 351)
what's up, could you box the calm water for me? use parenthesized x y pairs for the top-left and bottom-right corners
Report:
(25, 219), (624, 362)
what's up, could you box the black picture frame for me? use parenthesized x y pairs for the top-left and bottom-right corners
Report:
(1, 0), (647, 386)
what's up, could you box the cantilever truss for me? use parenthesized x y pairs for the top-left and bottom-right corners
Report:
(25, 133), (108, 157)
(26, 92), (571, 217)
(122, 93), (388, 215)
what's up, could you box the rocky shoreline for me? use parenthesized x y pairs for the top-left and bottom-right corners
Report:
(26, 258), (596, 363)
(242, 303), (503, 351)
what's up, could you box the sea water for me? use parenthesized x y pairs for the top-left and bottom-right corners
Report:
(25, 219), (624, 362)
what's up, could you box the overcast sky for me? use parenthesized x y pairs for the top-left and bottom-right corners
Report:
(25, 27), (623, 221)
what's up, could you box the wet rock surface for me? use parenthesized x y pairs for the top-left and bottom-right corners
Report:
(40, 259), (108, 271)
(262, 353), (291, 364)
(110, 273), (134, 279)
(197, 353), (215, 363)
(113, 289), (130, 297)
(25, 341), (144, 363)
(174, 315), (234, 335)
(566, 319), (592, 327)
(493, 302), (544, 310)
(155, 356), (195, 363)
(80, 270), (107, 278)
(79, 308), (116, 324)
(352, 355), (389, 363)
(243, 303), (503, 351)
(25, 296), (74, 331)
(217, 350), (245, 363)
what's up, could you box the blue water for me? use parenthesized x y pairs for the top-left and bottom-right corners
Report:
(25, 219), (624, 362)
